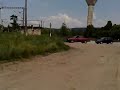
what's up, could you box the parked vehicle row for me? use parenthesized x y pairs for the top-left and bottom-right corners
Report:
(66, 36), (114, 44)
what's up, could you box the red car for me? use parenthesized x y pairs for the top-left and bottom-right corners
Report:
(66, 36), (90, 43)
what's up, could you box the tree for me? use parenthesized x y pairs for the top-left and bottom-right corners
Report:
(103, 21), (112, 30)
(84, 25), (94, 37)
(60, 23), (70, 36)
(110, 24), (120, 39)
(0, 24), (4, 32)
(10, 14), (19, 32)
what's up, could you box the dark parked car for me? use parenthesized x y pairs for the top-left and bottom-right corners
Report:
(66, 36), (90, 43)
(95, 37), (113, 44)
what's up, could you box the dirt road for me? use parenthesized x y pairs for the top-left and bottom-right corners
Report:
(0, 42), (120, 90)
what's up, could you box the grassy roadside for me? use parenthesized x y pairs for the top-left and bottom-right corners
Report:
(0, 33), (69, 62)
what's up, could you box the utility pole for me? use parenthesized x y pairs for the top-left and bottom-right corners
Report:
(0, 8), (2, 32)
(25, 0), (27, 34)
(43, 21), (44, 28)
(50, 23), (52, 37)
(41, 20), (42, 28)
(0, 8), (1, 25)
(22, 8), (25, 28)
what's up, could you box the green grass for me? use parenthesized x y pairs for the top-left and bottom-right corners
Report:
(0, 32), (69, 61)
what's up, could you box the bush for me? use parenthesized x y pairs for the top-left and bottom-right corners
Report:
(0, 32), (69, 61)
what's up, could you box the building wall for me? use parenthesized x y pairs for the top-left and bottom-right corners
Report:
(21, 29), (41, 35)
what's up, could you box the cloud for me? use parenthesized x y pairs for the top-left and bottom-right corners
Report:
(94, 19), (106, 27)
(45, 13), (83, 28)
(28, 13), (83, 28)
(92, 12), (107, 27)
(28, 13), (107, 28)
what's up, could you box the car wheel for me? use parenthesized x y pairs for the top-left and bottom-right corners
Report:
(110, 42), (113, 44)
(100, 42), (103, 44)
(84, 41), (87, 44)
(82, 41), (87, 44)
(71, 40), (74, 43)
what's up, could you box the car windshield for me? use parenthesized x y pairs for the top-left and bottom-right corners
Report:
(73, 36), (79, 38)
(73, 36), (83, 38)
(100, 37), (106, 40)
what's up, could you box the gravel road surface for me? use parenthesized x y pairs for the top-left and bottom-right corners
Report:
(0, 42), (120, 90)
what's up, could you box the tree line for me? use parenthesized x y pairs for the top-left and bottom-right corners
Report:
(85, 21), (120, 40)
(0, 14), (120, 40)
(58, 21), (120, 40)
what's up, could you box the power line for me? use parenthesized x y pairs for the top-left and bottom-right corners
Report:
(1, 6), (24, 9)
(0, 6), (25, 27)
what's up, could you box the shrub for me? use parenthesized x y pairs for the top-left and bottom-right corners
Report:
(0, 32), (69, 61)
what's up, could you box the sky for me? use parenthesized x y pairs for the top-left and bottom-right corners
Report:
(0, 0), (120, 28)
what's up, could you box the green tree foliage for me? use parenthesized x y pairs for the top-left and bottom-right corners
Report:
(70, 29), (84, 36)
(84, 25), (94, 37)
(93, 21), (113, 38)
(102, 21), (112, 30)
(10, 15), (20, 32)
(60, 23), (70, 36)
(110, 24), (120, 39)
(91, 21), (120, 40)
(0, 24), (4, 32)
